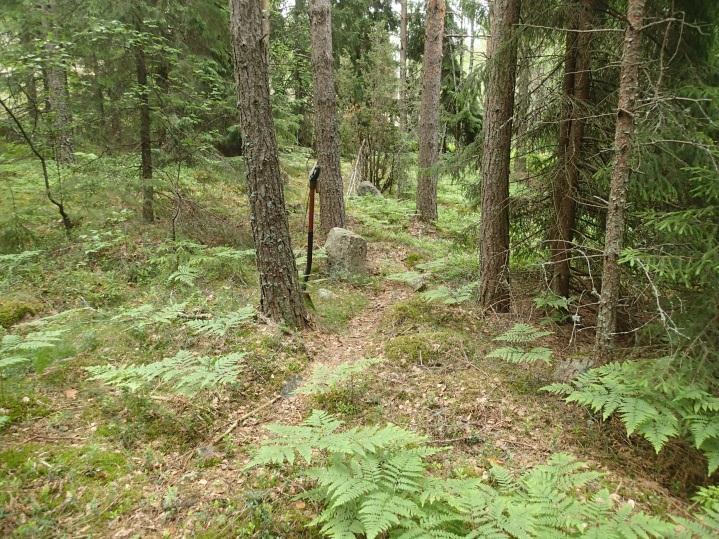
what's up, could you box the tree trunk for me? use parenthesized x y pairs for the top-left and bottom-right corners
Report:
(230, 0), (309, 329)
(309, 0), (346, 234)
(135, 45), (154, 223)
(416, 0), (446, 223)
(42, 0), (74, 165)
(595, 0), (646, 355)
(550, 0), (594, 298)
(399, 0), (408, 133)
(261, 0), (271, 71)
(514, 46), (530, 178)
(477, 0), (521, 312)
(468, 16), (475, 72)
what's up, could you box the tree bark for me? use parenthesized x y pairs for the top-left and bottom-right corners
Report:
(399, 0), (408, 133)
(229, 0), (309, 329)
(477, 0), (521, 312)
(42, 5), (75, 167)
(514, 46), (530, 178)
(309, 0), (346, 234)
(550, 0), (594, 298)
(135, 44), (155, 223)
(595, 0), (646, 355)
(416, 0), (446, 223)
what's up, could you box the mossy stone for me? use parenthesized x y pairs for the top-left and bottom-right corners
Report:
(0, 297), (40, 328)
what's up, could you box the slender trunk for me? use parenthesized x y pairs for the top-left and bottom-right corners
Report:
(230, 0), (308, 328)
(25, 72), (39, 125)
(90, 53), (105, 126)
(399, 0), (408, 133)
(514, 46), (530, 178)
(477, 0), (521, 312)
(156, 60), (170, 150)
(595, 0), (646, 355)
(550, 0), (595, 298)
(135, 45), (154, 223)
(261, 0), (271, 72)
(468, 16), (475, 72)
(309, 0), (346, 234)
(416, 0), (446, 223)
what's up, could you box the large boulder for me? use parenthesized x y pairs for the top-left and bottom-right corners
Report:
(324, 227), (367, 276)
(356, 181), (382, 197)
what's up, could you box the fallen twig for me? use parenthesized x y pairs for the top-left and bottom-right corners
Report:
(212, 394), (282, 444)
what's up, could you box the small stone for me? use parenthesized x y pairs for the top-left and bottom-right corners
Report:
(356, 181), (382, 197)
(317, 288), (336, 300)
(324, 227), (368, 276)
(551, 357), (594, 382)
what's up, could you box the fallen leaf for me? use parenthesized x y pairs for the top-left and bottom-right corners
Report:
(64, 389), (78, 400)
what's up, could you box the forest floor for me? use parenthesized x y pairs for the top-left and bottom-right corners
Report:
(0, 149), (710, 537)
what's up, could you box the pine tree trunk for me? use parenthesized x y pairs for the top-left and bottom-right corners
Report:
(135, 45), (154, 223)
(550, 0), (595, 298)
(468, 16), (475, 72)
(477, 0), (521, 312)
(514, 46), (530, 178)
(399, 0), (408, 133)
(309, 0), (346, 234)
(416, 0), (446, 223)
(230, 0), (308, 329)
(42, 0), (74, 165)
(595, 0), (646, 354)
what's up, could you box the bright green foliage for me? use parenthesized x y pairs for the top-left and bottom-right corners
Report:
(0, 330), (65, 372)
(493, 324), (552, 344)
(167, 265), (201, 288)
(543, 358), (719, 473)
(420, 283), (477, 305)
(86, 350), (245, 396)
(111, 302), (187, 329)
(185, 306), (255, 338)
(486, 346), (553, 365)
(486, 324), (553, 365)
(247, 411), (687, 538)
(294, 358), (383, 396)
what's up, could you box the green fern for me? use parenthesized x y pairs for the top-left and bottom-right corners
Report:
(543, 358), (719, 473)
(420, 283), (477, 305)
(247, 411), (687, 538)
(86, 350), (245, 396)
(493, 323), (552, 344)
(0, 330), (65, 374)
(167, 265), (200, 287)
(486, 324), (554, 365)
(486, 347), (553, 365)
(185, 306), (255, 337)
(295, 357), (383, 396)
(111, 302), (187, 329)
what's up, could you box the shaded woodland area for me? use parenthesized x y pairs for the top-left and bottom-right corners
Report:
(1, 0), (719, 537)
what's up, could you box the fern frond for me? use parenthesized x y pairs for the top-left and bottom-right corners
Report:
(486, 346), (553, 364)
(493, 323), (552, 343)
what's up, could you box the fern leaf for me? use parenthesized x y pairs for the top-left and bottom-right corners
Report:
(493, 323), (552, 343)
(619, 398), (660, 435)
(486, 346), (553, 364)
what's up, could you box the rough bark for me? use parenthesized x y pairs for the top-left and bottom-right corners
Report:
(416, 0), (446, 222)
(468, 16), (475, 72)
(595, 0), (646, 355)
(477, 0), (521, 312)
(43, 16), (75, 166)
(229, 0), (309, 329)
(135, 45), (154, 223)
(514, 46), (530, 178)
(550, 0), (594, 298)
(309, 0), (346, 234)
(399, 0), (408, 133)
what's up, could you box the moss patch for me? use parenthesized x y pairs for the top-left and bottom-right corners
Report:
(0, 296), (41, 328)
(385, 330), (469, 366)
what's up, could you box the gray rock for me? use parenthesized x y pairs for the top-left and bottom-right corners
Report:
(551, 357), (594, 382)
(317, 288), (336, 300)
(325, 227), (368, 276)
(356, 181), (382, 197)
